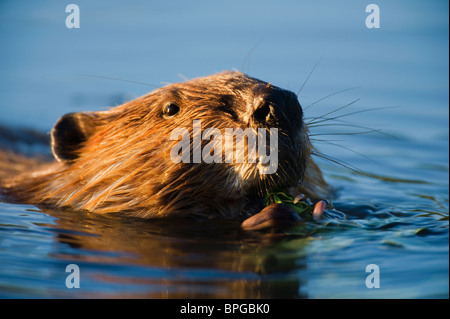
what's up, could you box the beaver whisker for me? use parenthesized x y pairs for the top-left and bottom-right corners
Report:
(311, 138), (379, 165)
(306, 99), (361, 125)
(306, 106), (381, 176)
(240, 40), (263, 74)
(310, 129), (382, 136)
(308, 122), (379, 131)
(311, 150), (363, 174)
(303, 87), (360, 111)
(75, 73), (160, 89)
(306, 105), (399, 126)
(307, 117), (398, 140)
(296, 57), (323, 97)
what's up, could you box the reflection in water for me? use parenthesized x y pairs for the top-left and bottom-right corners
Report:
(40, 207), (312, 298)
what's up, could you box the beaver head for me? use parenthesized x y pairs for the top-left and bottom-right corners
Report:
(14, 71), (319, 219)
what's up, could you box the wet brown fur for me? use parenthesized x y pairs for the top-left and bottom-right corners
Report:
(0, 71), (329, 219)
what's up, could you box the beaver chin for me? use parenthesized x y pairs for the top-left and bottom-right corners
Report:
(237, 152), (306, 197)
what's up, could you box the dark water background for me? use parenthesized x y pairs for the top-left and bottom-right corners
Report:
(0, 0), (448, 298)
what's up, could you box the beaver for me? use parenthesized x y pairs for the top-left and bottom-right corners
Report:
(0, 71), (329, 222)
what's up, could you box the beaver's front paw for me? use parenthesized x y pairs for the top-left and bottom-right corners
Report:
(241, 203), (302, 231)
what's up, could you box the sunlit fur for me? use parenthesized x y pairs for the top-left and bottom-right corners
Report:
(0, 71), (329, 219)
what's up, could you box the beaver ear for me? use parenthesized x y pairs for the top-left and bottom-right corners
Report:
(51, 112), (99, 162)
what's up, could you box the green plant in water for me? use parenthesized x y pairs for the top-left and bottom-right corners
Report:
(264, 192), (313, 217)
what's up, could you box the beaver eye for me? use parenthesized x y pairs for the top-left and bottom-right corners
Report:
(163, 103), (180, 118)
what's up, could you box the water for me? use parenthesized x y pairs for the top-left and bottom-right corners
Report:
(0, 0), (448, 299)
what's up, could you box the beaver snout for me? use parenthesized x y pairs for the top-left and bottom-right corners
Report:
(252, 100), (273, 125)
(249, 89), (304, 136)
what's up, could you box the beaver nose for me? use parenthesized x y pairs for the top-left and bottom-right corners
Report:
(252, 100), (273, 125)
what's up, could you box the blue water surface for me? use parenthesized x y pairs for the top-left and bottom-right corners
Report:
(0, 0), (448, 298)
